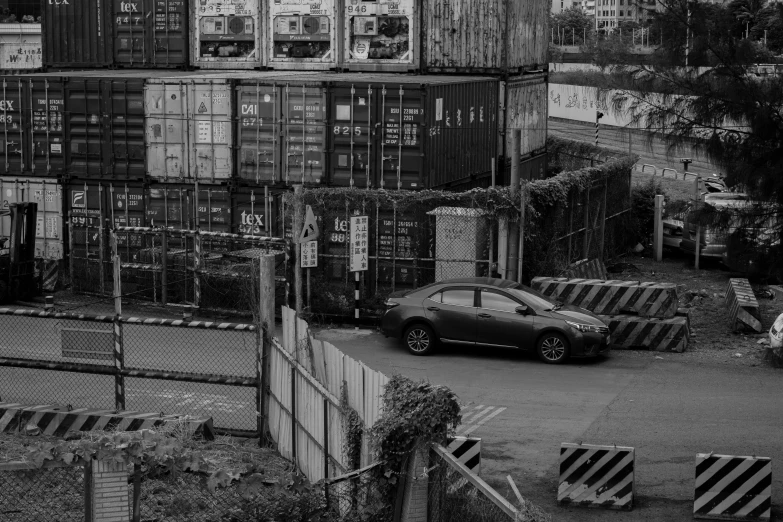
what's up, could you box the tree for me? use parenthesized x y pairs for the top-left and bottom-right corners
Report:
(550, 6), (595, 46)
(609, 0), (783, 278)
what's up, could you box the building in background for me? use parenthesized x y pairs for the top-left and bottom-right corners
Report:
(552, 0), (579, 14)
(596, 0), (660, 32)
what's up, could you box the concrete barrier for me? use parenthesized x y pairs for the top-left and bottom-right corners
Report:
(694, 453), (771, 520)
(558, 442), (635, 510)
(560, 258), (608, 280)
(0, 402), (214, 440)
(599, 315), (690, 352)
(726, 279), (762, 333)
(532, 277), (680, 318)
(447, 436), (481, 475)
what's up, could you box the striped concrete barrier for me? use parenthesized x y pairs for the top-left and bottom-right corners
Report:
(561, 258), (608, 280)
(694, 454), (771, 520)
(0, 402), (214, 440)
(599, 315), (690, 352)
(447, 436), (481, 475)
(726, 279), (762, 333)
(558, 442), (635, 510)
(532, 277), (680, 318)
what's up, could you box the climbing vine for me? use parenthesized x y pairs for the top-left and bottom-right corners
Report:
(341, 382), (364, 471)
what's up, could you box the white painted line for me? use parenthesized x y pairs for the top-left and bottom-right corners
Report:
(459, 405), (485, 424)
(462, 407), (506, 436)
(458, 406), (495, 433)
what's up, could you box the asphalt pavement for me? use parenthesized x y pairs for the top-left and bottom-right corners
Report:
(314, 327), (783, 521)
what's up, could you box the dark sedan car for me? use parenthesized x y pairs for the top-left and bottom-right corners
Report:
(380, 278), (611, 364)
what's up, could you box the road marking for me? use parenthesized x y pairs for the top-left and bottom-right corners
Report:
(461, 407), (506, 436)
(458, 405), (506, 435)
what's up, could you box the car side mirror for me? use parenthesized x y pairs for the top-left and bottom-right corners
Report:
(515, 305), (529, 316)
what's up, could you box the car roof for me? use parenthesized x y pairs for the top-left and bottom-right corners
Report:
(434, 278), (520, 288)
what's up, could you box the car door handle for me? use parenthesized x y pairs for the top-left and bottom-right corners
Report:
(478, 313), (492, 318)
(427, 307), (440, 312)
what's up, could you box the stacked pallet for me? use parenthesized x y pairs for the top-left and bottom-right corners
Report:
(532, 267), (690, 352)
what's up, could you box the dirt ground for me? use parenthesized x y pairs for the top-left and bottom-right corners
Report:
(606, 252), (781, 367)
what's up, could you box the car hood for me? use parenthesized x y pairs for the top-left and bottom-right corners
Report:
(547, 304), (607, 326)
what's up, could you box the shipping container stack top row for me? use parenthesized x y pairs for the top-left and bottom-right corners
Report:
(0, 70), (546, 190)
(42, 0), (549, 74)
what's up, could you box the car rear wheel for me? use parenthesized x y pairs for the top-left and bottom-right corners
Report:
(404, 324), (436, 356)
(537, 332), (570, 364)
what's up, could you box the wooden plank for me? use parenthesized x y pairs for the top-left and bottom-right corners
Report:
(433, 444), (518, 519)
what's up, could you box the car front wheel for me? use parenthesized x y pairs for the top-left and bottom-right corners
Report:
(404, 324), (436, 356)
(537, 332), (570, 364)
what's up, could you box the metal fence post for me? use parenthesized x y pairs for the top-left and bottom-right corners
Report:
(161, 230), (168, 305)
(194, 231), (202, 307)
(113, 317), (125, 411)
(68, 211), (75, 288)
(323, 397), (329, 480)
(583, 186), (591, 259)
(84, 459), (93, 522)
(599, 178), (608, 260)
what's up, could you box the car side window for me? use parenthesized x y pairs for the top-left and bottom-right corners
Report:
(441, 289), (475, 307)
(480, 289), (521, 313)
(428, 292), (443, 303)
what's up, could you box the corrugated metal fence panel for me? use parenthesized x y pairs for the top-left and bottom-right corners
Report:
(422, 0), (505, 72)
(506, 76), (547, 157)
(343, 354), (365, 419)
(0, 177), (64, 260)
(428, 79), (499, 187)
(310, 338), (328, 387)
(268, 343), (293, 462)
(323, 340), (344, 398)
(43, 0), (114, 68)
(363, 366), (387, 428)
(327, 400), (347, 476)
(282, 305), (296, 355)
(507, 0), (549, 69)
(295, 371), (326, 483)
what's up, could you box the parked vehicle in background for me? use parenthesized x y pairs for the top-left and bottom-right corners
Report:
(380, 278), (611, 364)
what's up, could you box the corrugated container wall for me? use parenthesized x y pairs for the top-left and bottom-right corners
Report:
(64, 77), (146, 180)
(269, 0), (336, 70)
(191, 0), (264, 69)
(146, 184), (231, 232)
(421, 0), (549, 73)
(233, 188), (282, 237)
(0, 77), (65, 178)
(0, 177), (64, 260)
(504, 75), (547, 157)
(342, 0), (417, 72)
(43, 0), (189, 68)
(145, 79), (233, 183)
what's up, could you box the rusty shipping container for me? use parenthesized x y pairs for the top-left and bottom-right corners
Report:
(191, 0), (264, 69)
(145, 78), (234, 183)
(421, 0), (548, 74)
(43, 0), (189, 68)
(269, 0), (337, 70)
(0, 76), (65, 177)
(0, 177), (64, 260)
(232, 187), (282, 237)
(503, 75), (547, 157)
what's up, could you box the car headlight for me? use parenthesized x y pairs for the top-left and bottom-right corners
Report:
(566, 321), (597, 333)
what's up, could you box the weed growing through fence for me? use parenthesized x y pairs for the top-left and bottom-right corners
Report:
(341, 383), (364, 472)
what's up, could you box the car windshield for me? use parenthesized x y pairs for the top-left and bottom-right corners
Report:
(506, 285), (560, 311)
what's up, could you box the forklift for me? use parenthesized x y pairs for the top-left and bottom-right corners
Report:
(0, 202), (38, 303)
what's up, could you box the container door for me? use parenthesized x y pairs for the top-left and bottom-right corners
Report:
(330, 85), (374, 188)
(29, 79), (65, 177)
(64, 79), (105, 178)
(146, 186), (192, 229)
(237, 83), (281, 185)
(44, 0), (113, 67)
(189, 81), (232, 182)
(192, 0), (262, 69)
(114, 0), (188, 67)
(30, 179), (64, 260)
(109, 80), (146, 180)
(270, 0), (336, 68)
(145, 82), (188, 182)
(195, 187), (231, 234)
(233, 189), (278, 237)
(0, 79), (25, 175)
(284, 85), (326, 185)
(68, 182), (106, 262)
(378, 85), (424, 189)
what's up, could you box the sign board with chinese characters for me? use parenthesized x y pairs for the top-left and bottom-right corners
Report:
(301, 240), (318, 268)
(349, 215), (369, 272)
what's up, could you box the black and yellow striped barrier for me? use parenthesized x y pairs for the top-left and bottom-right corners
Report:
(0, 402), (214, 440)
(694, 453), (771, 520)
(726, 279), (763, 333)
(599, 315), (690, 352)
(558, 442), (635, 510)
(532, 277), (680, 319)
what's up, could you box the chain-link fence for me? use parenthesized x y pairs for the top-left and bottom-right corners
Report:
(0, 309), (261, 435)
(325, 463), (390, 521)
(0, 463), (86, 522)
